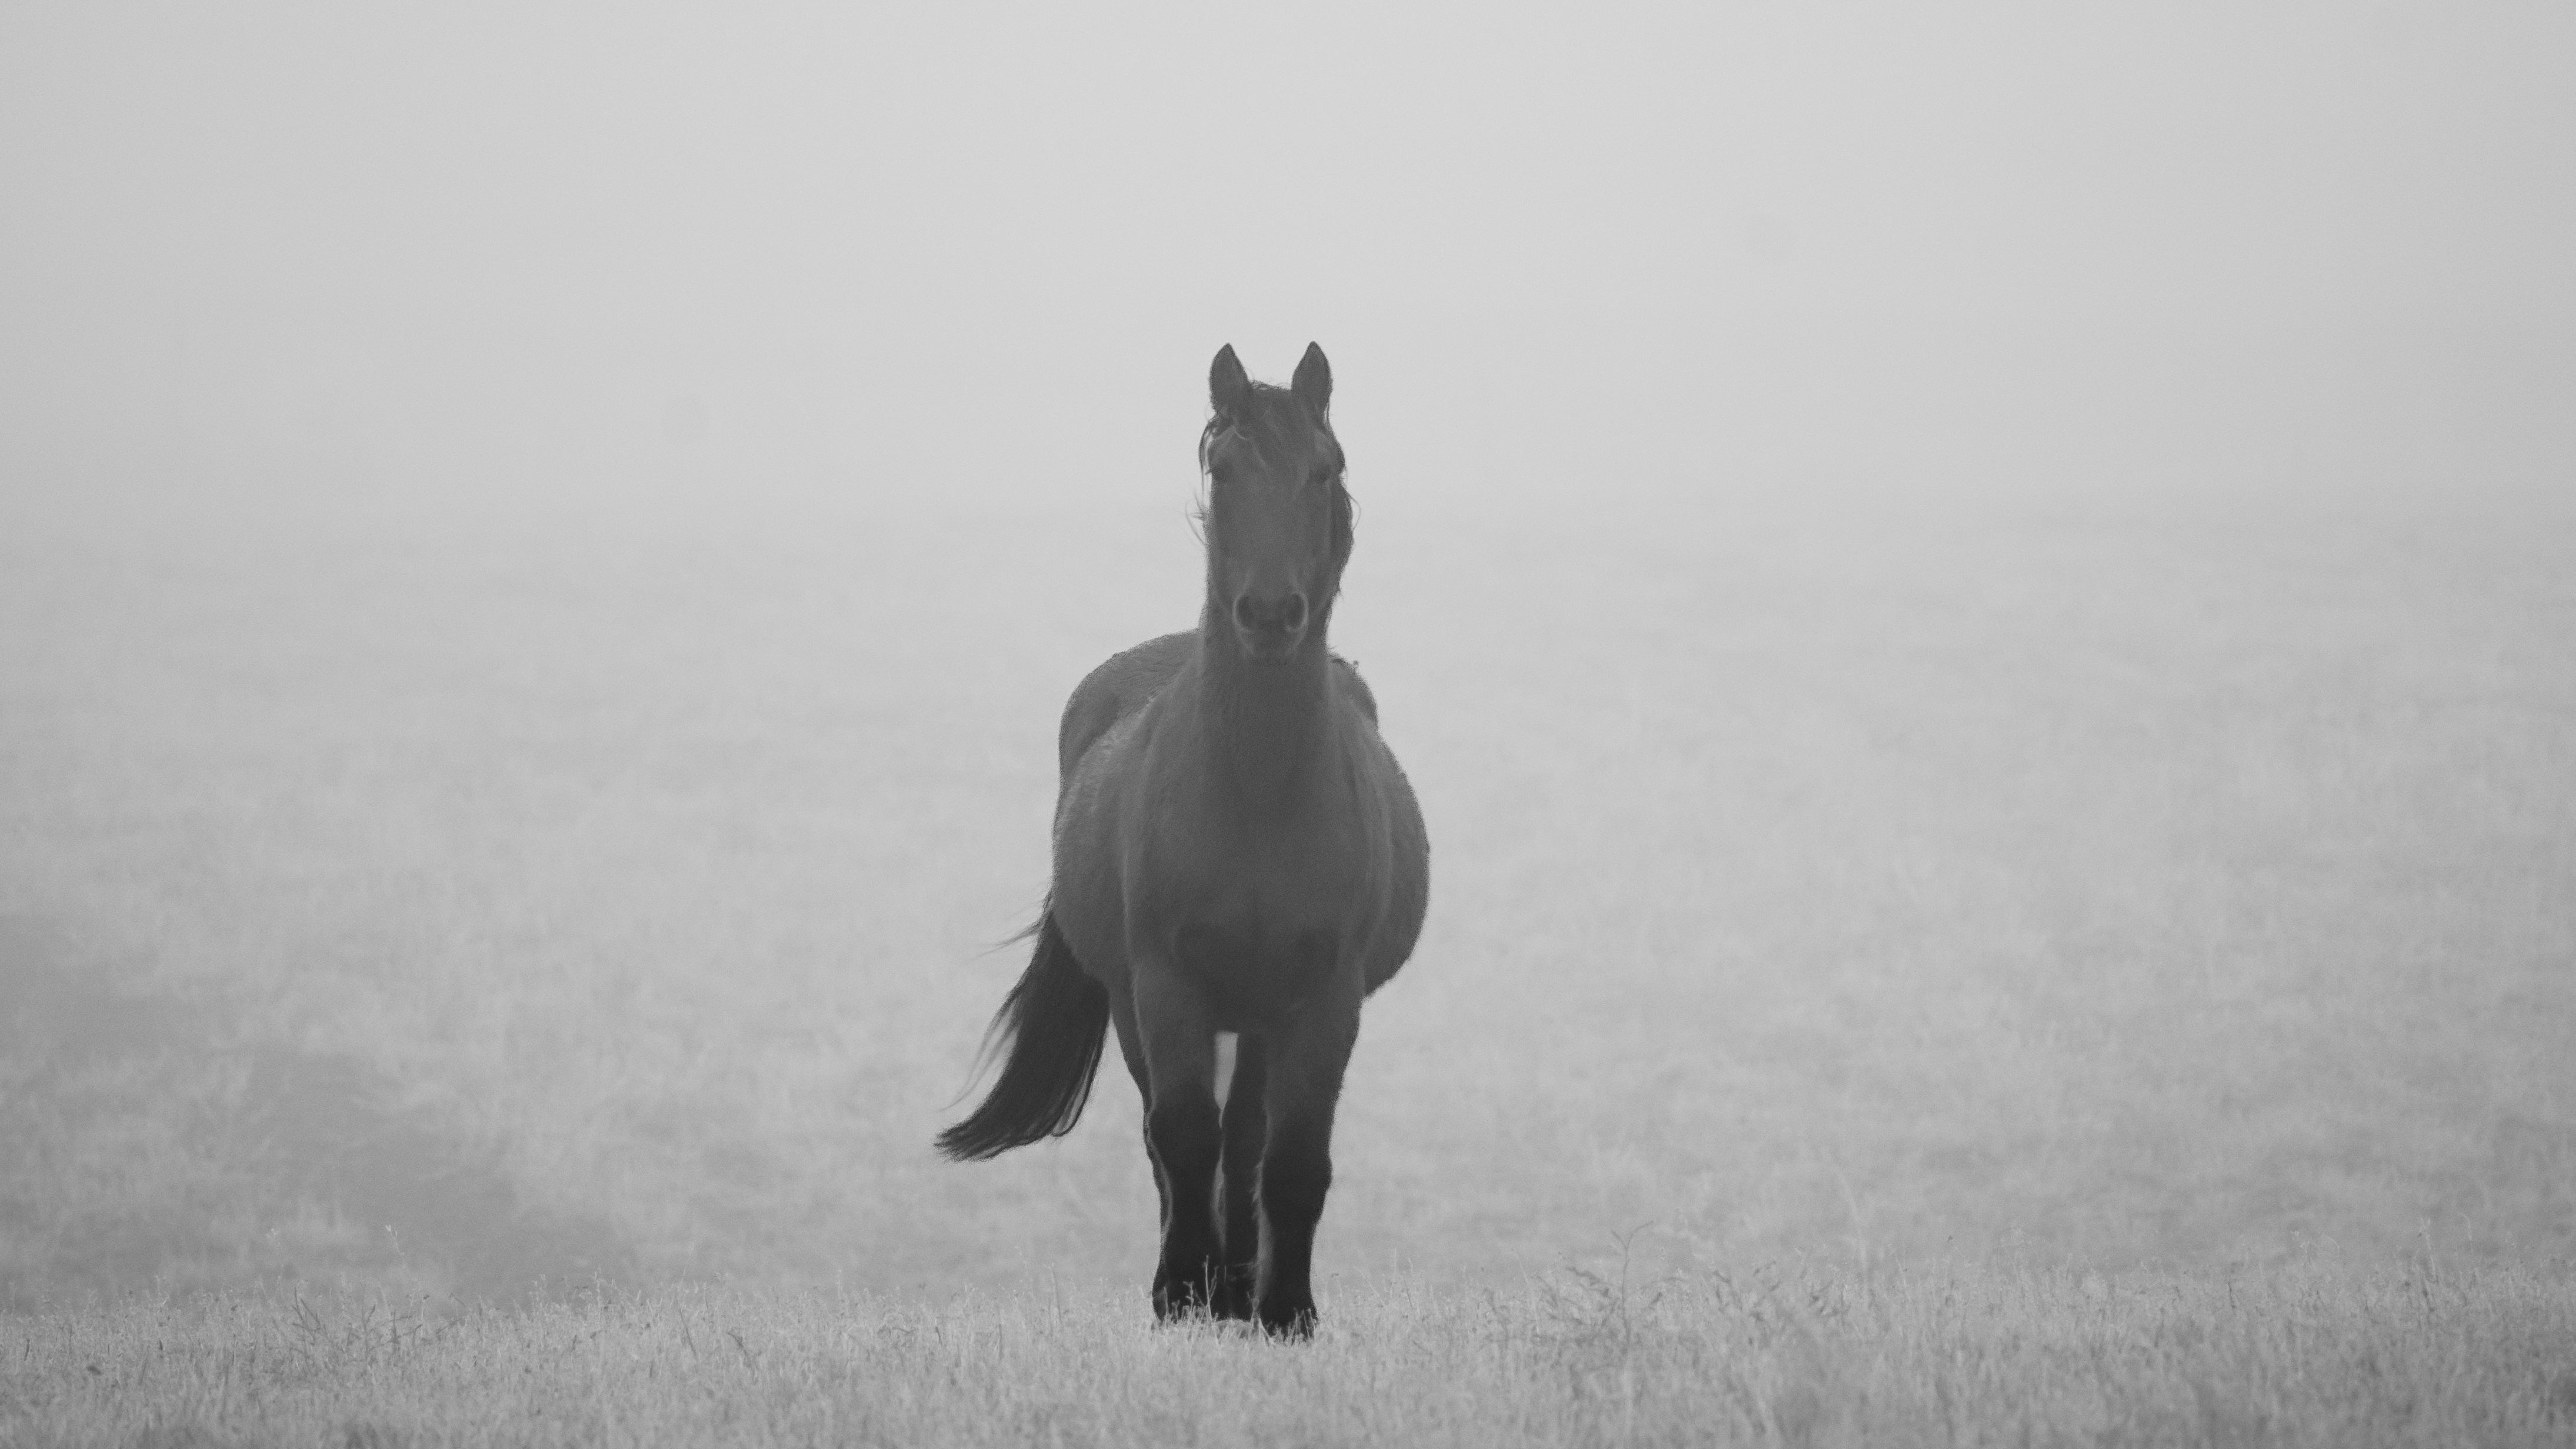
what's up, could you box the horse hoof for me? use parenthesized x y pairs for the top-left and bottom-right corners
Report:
(1212, 1269), (1258, 1321)
(1258, 1303), (1317, 1340)
(1152, 1278), (1215, 1323)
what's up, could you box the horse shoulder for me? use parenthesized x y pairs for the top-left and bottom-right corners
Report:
(1057, 631), (1198, 784)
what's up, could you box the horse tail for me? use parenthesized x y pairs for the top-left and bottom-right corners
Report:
(935, 911), (1110, 1162)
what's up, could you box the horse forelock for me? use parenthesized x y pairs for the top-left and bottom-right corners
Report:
(1201, 382), (1341, 478)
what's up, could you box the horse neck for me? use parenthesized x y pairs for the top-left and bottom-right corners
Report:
(1194, 601), (1339, 798)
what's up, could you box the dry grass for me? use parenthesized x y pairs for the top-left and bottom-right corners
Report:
(6, 1261), (2574, 1448)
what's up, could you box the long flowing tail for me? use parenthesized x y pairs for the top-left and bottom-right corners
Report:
(935, 912), (1111, 1161)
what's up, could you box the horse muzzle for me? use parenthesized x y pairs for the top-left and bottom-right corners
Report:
(1232, 589), (1309, 661)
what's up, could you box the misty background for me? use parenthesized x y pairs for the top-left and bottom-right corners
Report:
(3, 4), (2571, 1306)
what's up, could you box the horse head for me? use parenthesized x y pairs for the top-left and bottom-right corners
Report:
(1199, 343), (1352, 663)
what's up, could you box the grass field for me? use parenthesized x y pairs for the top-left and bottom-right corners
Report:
(3, 327), (2573, 1441)
(6, 459), (2571, 1297)
(8, 1262), (2575, 1447)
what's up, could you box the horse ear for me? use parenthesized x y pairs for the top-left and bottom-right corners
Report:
(1209, 345), (1250, 418)
(1292, 342), (1331, 414)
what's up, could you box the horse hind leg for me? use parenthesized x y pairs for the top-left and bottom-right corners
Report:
(1214, 1031), (1267, 1320)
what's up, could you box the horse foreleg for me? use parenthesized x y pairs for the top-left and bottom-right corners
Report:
(1134, 971), (1223, 1321)
(1215, 1032), (1268, 1320)
(1258, 1001), (1358, 1338)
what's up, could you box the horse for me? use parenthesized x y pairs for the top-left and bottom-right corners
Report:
(937, 342), (1429, 1337)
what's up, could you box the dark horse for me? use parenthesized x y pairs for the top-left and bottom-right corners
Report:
(937, 343), (1429, 1337)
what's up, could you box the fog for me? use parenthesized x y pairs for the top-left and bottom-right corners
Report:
(3, 5), (2571, 1303)
(9, 4), (2571, 518)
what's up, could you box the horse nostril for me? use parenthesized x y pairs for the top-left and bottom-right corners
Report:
(1233, 592), (1308, 634)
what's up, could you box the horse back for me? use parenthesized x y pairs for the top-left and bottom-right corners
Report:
(1335, 655), (1380, 727)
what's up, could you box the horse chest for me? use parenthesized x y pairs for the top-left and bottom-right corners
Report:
(1141, 774), (1385, 1018)
(1164, 797), (1371, 904)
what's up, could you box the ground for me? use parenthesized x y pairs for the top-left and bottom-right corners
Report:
(8, 1264), (2574, 1447)
(1, 442), (2570, 1442)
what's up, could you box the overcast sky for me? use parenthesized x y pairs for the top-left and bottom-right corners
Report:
(4, 3), (2568, 515)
